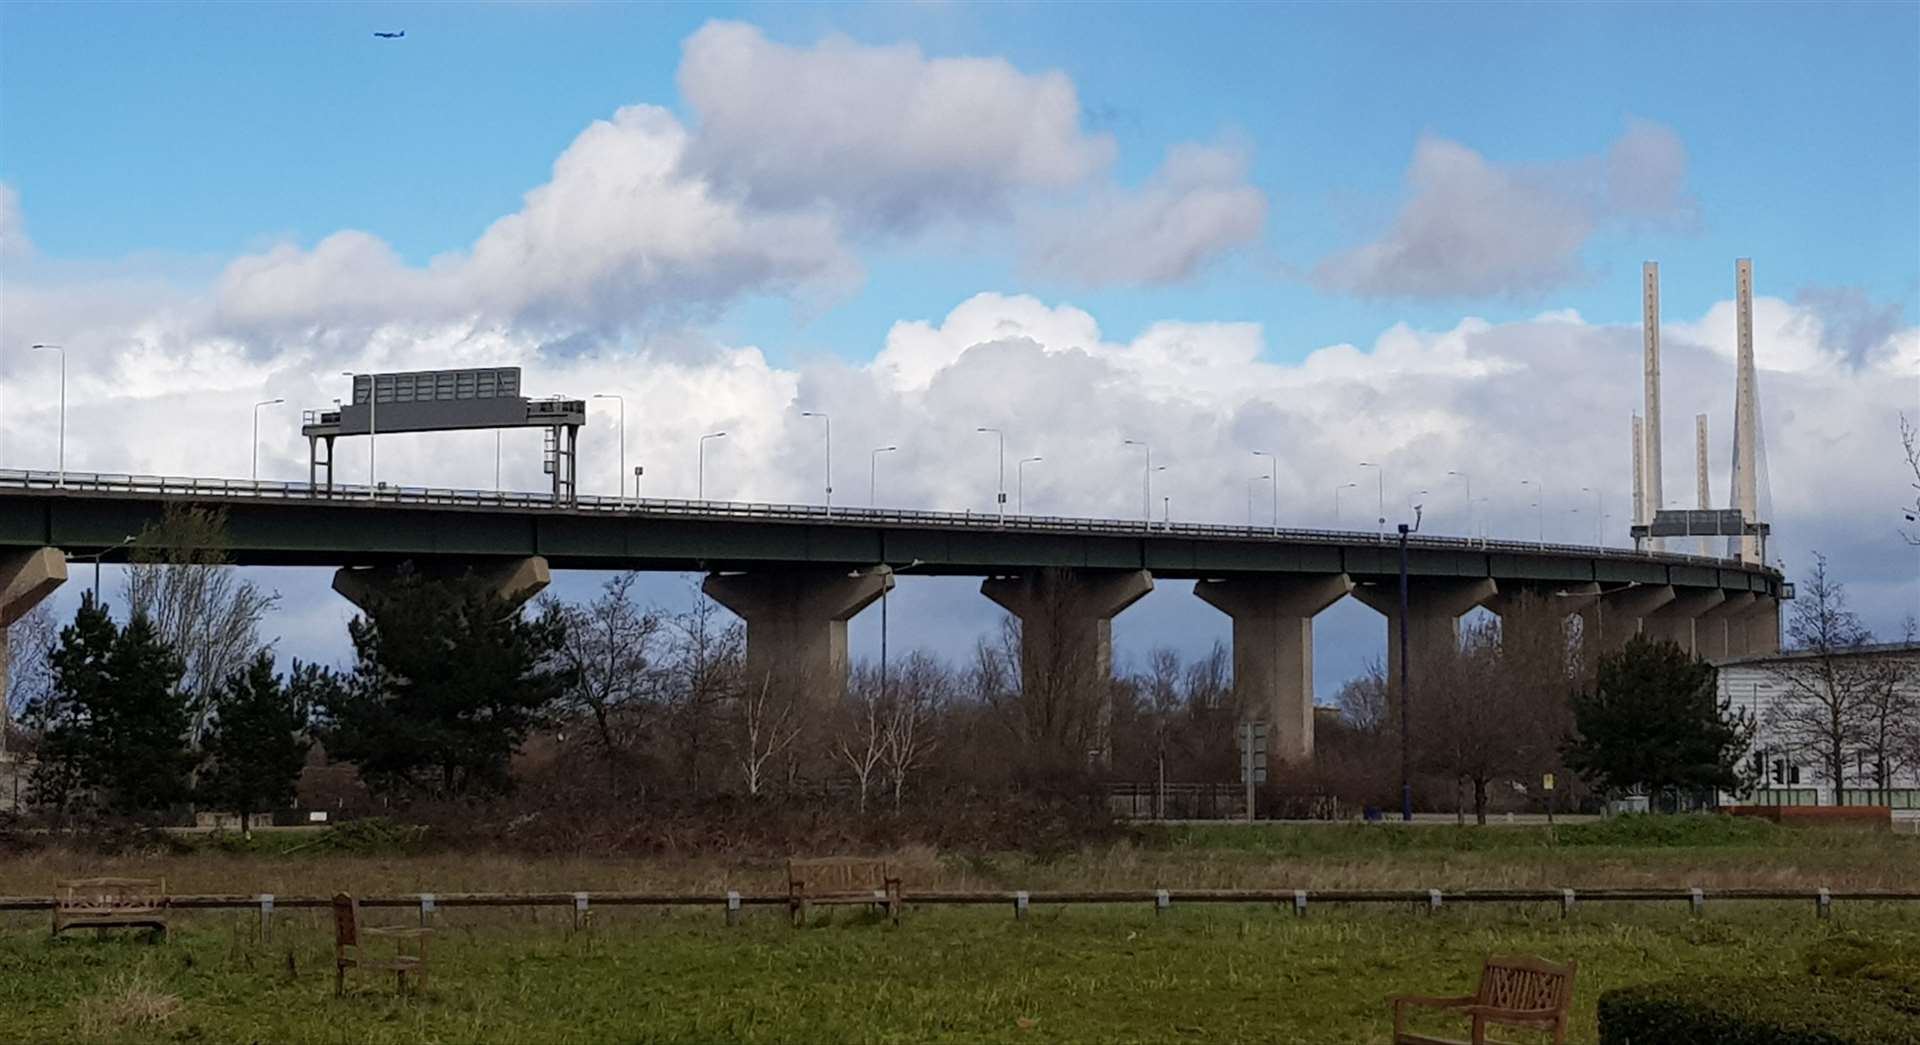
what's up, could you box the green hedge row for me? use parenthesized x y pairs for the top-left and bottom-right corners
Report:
(1598, 976), (1920, 1044)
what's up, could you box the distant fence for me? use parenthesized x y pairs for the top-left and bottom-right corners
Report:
(6, 887), (1917, 932)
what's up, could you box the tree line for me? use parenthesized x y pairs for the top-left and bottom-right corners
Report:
(4, 503), (1915, 830)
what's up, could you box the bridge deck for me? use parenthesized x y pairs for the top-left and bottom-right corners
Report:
(0, 469), (1779, 592)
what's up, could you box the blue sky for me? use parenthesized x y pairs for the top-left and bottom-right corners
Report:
(3, 1), (1916, 690)
(5, 2), (1914, 355)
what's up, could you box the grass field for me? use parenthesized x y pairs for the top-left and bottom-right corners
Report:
(1, 818), (1915, 1043)
(4, 904), (1918, 1043)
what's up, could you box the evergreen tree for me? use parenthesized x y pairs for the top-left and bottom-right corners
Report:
(27, 594), (117, 814)
(200, 652), (311, 835)
(97, 612), (196, 812)
(1565, 636), (1753, 805)
(320, 570), (574, 799)
(27, 596), (196, 817)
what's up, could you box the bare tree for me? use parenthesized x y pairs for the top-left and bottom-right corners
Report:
(1765, 554), (1877, 799)
(733, 673), (802, 798)
(1901, 413), (1920, 546)
(987, 571), (1109, 770)
(122, 504), (278, 745)
(1857, 617), (1919, 790)
(4, 601), (57, 759)
(659, 593), (742, 792)
(882, 650), (950, 809)
(543, 573), (661, 771)
(836, 664), (888, 812)
(1334, 662), (1390, 735)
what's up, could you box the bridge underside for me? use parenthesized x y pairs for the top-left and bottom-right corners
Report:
(1, 487), (1784, 775)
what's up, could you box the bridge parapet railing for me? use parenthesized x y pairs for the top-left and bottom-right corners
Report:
(0, 468), (1760, 571)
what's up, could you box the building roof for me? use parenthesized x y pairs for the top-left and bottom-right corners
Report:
(1713, 641), (1920, 669)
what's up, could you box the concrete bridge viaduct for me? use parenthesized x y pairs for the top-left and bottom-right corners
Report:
(0, 473), (1783, 774)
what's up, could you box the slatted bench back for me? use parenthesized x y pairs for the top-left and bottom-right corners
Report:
(1476, 955), (1576, 1022)
(788, 857), (892, 896)
(58, 877), (166, 914)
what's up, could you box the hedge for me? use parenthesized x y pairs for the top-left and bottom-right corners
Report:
(1598, 976), (1920, 1045)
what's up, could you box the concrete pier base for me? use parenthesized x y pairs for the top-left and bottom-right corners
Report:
(1698, 591), (1756, 660)
(1352, 577), (1498, 688)
(703, 567), (893, 708)
(1193, 573), (1352, 769)
(982, 568), (1153, 760)
(1594, 584), (1676, 645)
(333, 556), (553, 613)
(1643, 589), (1727, 656)
(2, 548), (68, 752)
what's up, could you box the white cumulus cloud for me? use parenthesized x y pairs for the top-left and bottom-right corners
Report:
(1315, 120), (1696, 300)
(1024, 140), (1268, 287)
(677, 21), (1116, 232)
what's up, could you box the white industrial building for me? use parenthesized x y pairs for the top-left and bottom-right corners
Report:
(1716, 642), (1920, 808)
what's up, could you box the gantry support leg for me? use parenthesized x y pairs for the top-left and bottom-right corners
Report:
(332, 556), (553, 613)
(1351, 577), (1498, 693)
(702, 567), (893, 710)
(981, 569), (1153, 764)
(1643, 589), (1727, 658)
(1193, 574), (1352, 770)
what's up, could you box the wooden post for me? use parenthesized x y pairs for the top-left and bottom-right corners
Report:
(257, 894), (273, 942)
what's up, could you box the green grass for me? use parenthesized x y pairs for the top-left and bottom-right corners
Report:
(4, 903), (1918, 1043)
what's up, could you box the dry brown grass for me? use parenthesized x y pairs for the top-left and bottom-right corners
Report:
(73, 973), (182, 1040)
(3, 828), (1915, 899)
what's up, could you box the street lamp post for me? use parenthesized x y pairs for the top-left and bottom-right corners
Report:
(1252, 450), (1278, 536)
(698, 431), (727, 499)
(1359, 461), (1385, 537)
(1520, 478), (1546, 548)
(976, 427), (1005, 523)
(593, 394), (626, 503)
(342, 370), (376, 496)
(251, 397), (284, 483)
(800, 411), (831, 517)
(1334, 481), (1357, 524)
(77, 536), (136, 603)
(869, 446), (896, 507)
(30, 344), (64, 486)
(1123, 439), (1152, 524)
(1397, 502), (1424, 821)
(634, 465), (644, 500)
(1447, 470), (1473, 542)
(1581, 486), (1603, 546)
(1248, 474), (1270, 526)
(1018, 456), (1042, 514)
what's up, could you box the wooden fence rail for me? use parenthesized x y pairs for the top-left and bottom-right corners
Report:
(5, 886), (1918, 917)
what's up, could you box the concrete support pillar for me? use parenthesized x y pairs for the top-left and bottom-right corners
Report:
(1593, 584), (1676, 646)
(1698, 591), (1755, 660)
(332, 556), (553, 613)
(702, 567), (893, 709)
(1193, 573), (1353, 769)
(1642, 589), (1727, 657)
(2, 548), (69, 756)
(1351, 577), (1498, 690)
(981, 569), (1153, 759)
(1737, 595), (1782, 657)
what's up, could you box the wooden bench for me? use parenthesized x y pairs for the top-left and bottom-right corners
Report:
(333, 893), (433, 996)
(52, 878), (169, 940)
(786, 857), (902, 926)
(1390, 954), (1577, 1045)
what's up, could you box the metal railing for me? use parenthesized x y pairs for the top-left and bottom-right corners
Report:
(0, 468), (1767, 573)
